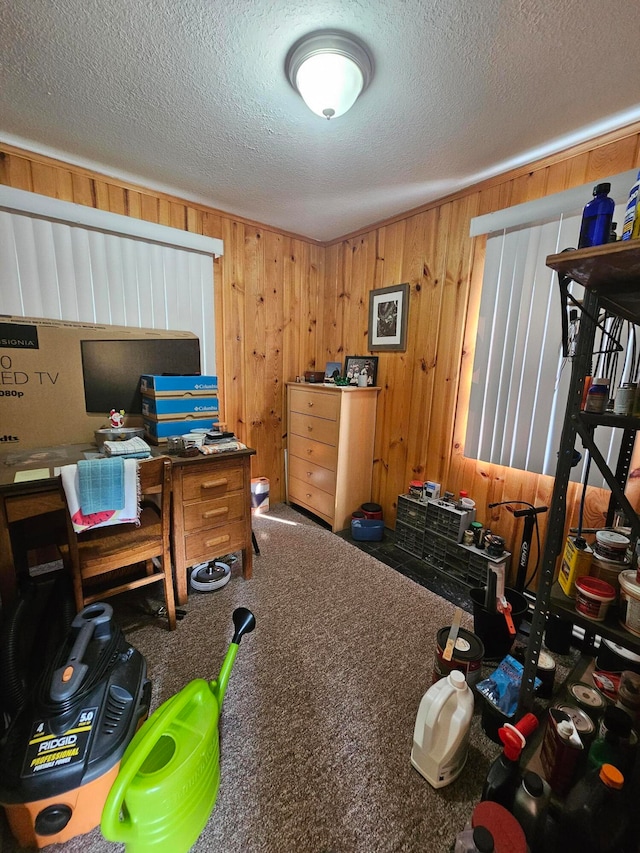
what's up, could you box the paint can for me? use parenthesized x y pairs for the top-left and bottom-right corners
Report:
(567, 681), (608, 724)
(554, 702), (596, 751)
(433, 626), (484, 688)
(535, 650), (556, 699)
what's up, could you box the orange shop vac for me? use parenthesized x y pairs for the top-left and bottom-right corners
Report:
(0, 601), (150, 848)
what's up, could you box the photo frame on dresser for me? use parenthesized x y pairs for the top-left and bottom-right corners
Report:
(344, 356), (378, 386)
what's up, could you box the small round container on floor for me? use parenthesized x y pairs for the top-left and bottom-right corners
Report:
(574, 576), (615, 622)
(360, 502), (383, 520)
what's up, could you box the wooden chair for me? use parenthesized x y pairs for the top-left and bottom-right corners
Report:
(61, 456), (177, 630)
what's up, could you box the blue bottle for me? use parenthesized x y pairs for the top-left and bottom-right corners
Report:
(578, 183), (615, 249)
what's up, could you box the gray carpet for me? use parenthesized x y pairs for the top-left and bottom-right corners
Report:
(2, 503), (511, 853)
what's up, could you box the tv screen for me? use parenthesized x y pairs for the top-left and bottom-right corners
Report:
(81, 338), (201, 414)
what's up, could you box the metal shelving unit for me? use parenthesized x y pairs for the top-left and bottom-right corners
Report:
(518, 241), (640, 715)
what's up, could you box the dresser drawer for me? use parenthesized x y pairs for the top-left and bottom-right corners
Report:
(289, 476), (335, 520)
(288, 434), (338, 471)
(182, 491), (246, 532)
(289, 388), (339, 421)
(184, 520), (247, 563)
(288, 455), (336, 496)
(181, 463), (245, 502)
(289, 411), (338, 446)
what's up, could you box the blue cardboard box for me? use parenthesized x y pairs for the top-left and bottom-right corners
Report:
(141, 396), (219, 418)
(139, 374), (218, 397)
(143, 416), (219, 443)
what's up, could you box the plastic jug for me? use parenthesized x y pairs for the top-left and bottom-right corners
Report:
(560, 763), (628, 853)
(411, 669), (474, 788)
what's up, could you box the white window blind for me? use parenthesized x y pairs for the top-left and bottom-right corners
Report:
(466, 205), (630, 488)
(0, 187), (222, 375)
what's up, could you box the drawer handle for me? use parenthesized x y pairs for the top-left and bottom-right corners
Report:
(306, 472), (312, 478)
(203, 506), (228, 519)
(201, 477), (228, 490)
(307, 401), (314, 407)
(204, 533), (231, 548)
(306, 493), (312, 498)
(307, 425), (313, 432)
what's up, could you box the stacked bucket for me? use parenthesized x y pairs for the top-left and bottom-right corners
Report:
(351, 503), (384, 541)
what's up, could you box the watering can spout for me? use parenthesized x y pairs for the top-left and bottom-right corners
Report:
(211, 608), (256, 705)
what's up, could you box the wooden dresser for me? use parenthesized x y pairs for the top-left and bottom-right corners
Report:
(286, 382), (379, 532)
(171, 447), (255, 604)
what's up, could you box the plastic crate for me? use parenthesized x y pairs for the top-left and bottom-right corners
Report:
(423, 531), (511, 590)
(396, 494), (428, 529)
(395, 521), (424, 557)
(425, 499), (476, 543)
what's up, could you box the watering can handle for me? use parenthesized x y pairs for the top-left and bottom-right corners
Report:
(101, 679), (208, 843)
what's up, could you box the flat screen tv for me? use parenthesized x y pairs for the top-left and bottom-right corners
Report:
(81, 338), (201, 414)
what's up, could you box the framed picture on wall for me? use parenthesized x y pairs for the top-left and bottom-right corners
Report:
(344, 356), (378, 386)
(368, 283), (409, 351)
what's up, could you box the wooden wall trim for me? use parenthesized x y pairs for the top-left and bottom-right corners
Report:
(324, 118), (640, 246)
(0, 142), (323, 246)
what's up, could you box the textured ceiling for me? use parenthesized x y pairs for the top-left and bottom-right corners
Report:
(2, 0), (640, 242)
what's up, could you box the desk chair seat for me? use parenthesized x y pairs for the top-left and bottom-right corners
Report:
(61, 456), (177, 630)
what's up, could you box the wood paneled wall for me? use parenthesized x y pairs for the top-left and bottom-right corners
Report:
(2, 125), (640, 587)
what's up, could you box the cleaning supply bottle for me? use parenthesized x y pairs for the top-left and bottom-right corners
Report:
(411, 668), (474, 788)
(586, 704), (635, 775)
(560, 763), (628, 853)
(578, 183), (615, 249)
(621, 170), (640, 241)
(481, 712), (538, 808)
(512, 770), (550, 853)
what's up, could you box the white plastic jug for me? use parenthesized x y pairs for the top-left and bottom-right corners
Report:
(411, 668), (474, 788)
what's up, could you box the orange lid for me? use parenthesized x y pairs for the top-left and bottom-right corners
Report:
(600, 763), (624, 789)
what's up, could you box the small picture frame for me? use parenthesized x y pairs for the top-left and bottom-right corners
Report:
(344, 356), (378, 387)
(324, 361), (342, 383)
(368, 283), (409, 351)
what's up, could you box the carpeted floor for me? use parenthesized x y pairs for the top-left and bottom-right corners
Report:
(1, 503), (542, 852)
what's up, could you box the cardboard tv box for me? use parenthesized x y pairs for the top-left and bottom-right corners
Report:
(0, 316), (200, 450)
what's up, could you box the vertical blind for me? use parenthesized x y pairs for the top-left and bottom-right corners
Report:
(0, 190), (221, 375)
(465, 207), (630, 488)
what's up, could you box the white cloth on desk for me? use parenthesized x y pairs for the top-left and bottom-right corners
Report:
(61, 459), (140, 533)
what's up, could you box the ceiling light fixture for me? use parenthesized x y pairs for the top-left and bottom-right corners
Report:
(285, 30), (374, 120)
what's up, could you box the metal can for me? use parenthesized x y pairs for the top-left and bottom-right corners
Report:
(539, 707), (584, 796)
(614, 382), (636, 416)
(568, 681), (607, 724)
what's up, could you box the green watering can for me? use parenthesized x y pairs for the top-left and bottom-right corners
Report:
(101, 607), (255, 853)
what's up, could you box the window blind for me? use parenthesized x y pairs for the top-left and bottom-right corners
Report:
(0, 188), (221, 375)
(465, 209), (630, 488)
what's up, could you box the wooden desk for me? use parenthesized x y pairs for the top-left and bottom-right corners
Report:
(0, 444), (255, 608)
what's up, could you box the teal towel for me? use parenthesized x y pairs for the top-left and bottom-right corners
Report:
(77, 457), (125, 515)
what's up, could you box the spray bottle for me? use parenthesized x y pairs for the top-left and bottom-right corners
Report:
(411, 669), (474, 788)
(481, 712), (538, 808)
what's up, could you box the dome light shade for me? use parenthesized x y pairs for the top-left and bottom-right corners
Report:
(286, 31), (374, 120)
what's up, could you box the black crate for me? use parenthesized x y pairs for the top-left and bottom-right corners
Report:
(395, 520), (424, 558)
(396, 494), (428, 529)
(425, 499), (475, 543)
(423, 531), (510, 590)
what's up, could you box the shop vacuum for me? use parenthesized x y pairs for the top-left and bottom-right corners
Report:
(0, 601), (150, 848)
